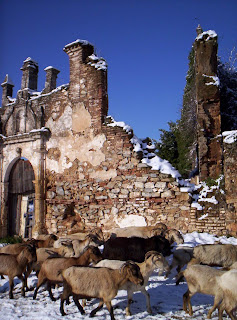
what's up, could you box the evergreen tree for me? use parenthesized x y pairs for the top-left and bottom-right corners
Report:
(218, 49), (237, 131)
(155, 121), (178, 169)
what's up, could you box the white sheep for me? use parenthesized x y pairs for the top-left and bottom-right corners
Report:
(60, 261), (144, 320)
(96, 251), (169, 315)
(193, 244), (237, 268)
(216, 269), (237, 320)
(176, 264), (226, 318)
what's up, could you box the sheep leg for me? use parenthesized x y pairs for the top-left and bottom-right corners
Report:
(141, 287), (152, 314)
(125, 290), (133, 316)
(207, 293), (223, 319)
(166, 259), (177, 277)
(105, 301), (115, 320)
(90, 299), (104, 317)
(218, 303), (224, 320)
(24, 264), (33, 291)
(18, 274), (26, 297)
(47, 283), (56, 301)
(60, 282), (71, 316)
(33, 278), (47, 300)
(72, 295), (85, 315)
(183, 289), (193, 315)
(8, 277), (14, 299)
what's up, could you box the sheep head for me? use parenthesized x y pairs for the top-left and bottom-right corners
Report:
(120, 261), (144, 286)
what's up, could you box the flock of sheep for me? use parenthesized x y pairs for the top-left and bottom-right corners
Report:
(0, 223), (236, 320)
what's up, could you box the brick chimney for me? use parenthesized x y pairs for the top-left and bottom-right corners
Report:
(21, 57), (38, 90)
(63, 39), (108, 134)
(63, 39), (94, 101)
(43, 66), (60, 93)
(1, 74), (14, 106)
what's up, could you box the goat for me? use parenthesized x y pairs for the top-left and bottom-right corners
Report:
(54, 234), (103, 257)
(0, 244), (37, 299)
(165, 245), (194, 277)
(96, 251), (169, 315)
(67, 227), (104, 241)
(106, 223), (167, 239)
(0, 241), (35, 254)
(192, 244), (237, 268)
(60, 261), (144, 320)
(164, 229), (184, 245)
(71, 234), (104, 257)
(32, 234), (57, 248)
(217, 269), (237, 320)
(33, 246), (103, 300)
(176, 264), (226, 318)
(103, 235), (171, 262)
(230, 261), (237, 269)
(32, 243), (75, 274)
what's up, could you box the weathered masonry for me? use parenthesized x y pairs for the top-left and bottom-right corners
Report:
(0, 29), (236, 238)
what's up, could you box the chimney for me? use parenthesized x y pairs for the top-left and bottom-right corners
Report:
(63, 39), (94, 101)
(21, 57), (38, 90)
(1, 74), (14, 106)
(43, 66), (60, 93)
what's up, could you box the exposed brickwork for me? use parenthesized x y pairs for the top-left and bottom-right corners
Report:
(223, 139), (237, 234)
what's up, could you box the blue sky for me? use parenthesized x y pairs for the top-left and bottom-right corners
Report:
(0, 0), (236, 141)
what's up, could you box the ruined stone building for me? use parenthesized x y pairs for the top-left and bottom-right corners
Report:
(0, 28), (236, 238)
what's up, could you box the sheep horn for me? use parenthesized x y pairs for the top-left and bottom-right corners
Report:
(145, 250), (160, 260)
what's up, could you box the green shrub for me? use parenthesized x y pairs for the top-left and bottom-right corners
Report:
(0, 236), (23, 244)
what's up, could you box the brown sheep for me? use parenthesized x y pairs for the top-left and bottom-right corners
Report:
(60, 261), (144, 319)
(0, 245), (37, 299)
(96, 251), (169, 315)
(33, 246), (103, 300)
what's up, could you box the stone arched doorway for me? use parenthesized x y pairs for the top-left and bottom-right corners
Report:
(8, 158), (35, 237)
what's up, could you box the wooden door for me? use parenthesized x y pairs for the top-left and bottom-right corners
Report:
(8, 159), (35, 236)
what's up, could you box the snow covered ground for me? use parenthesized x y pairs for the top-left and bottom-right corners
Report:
(0, 231), (237, 319)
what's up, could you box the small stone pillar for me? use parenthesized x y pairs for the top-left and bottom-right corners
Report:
(1, 74), (14, 107)
(43, 66), (60, 93)
(21, 57), (38, 91)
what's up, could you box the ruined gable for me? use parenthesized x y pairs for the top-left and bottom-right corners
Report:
(0, 29), (236, 238)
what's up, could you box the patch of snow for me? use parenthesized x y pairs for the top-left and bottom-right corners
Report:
(44, 66), (60, 72)
(1, 74), (14, 86)
(87, 54), (107, 71)
(196, 30), (217, 41)
(64, 39), (92, 50)
(115, 215), (147, 227)
(191, 202), (203, 210)
(203, 74), (220, 86)
(0, 231), (236, 320)
(30, 84), (69, 100)
(198, 213), (209, 220)
(107, 116), (181, 179)
(222, 130), (237, 144)
(23, 57), (38, 65)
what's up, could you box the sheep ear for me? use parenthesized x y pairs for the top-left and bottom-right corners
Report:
(61, 240), (72, 246)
